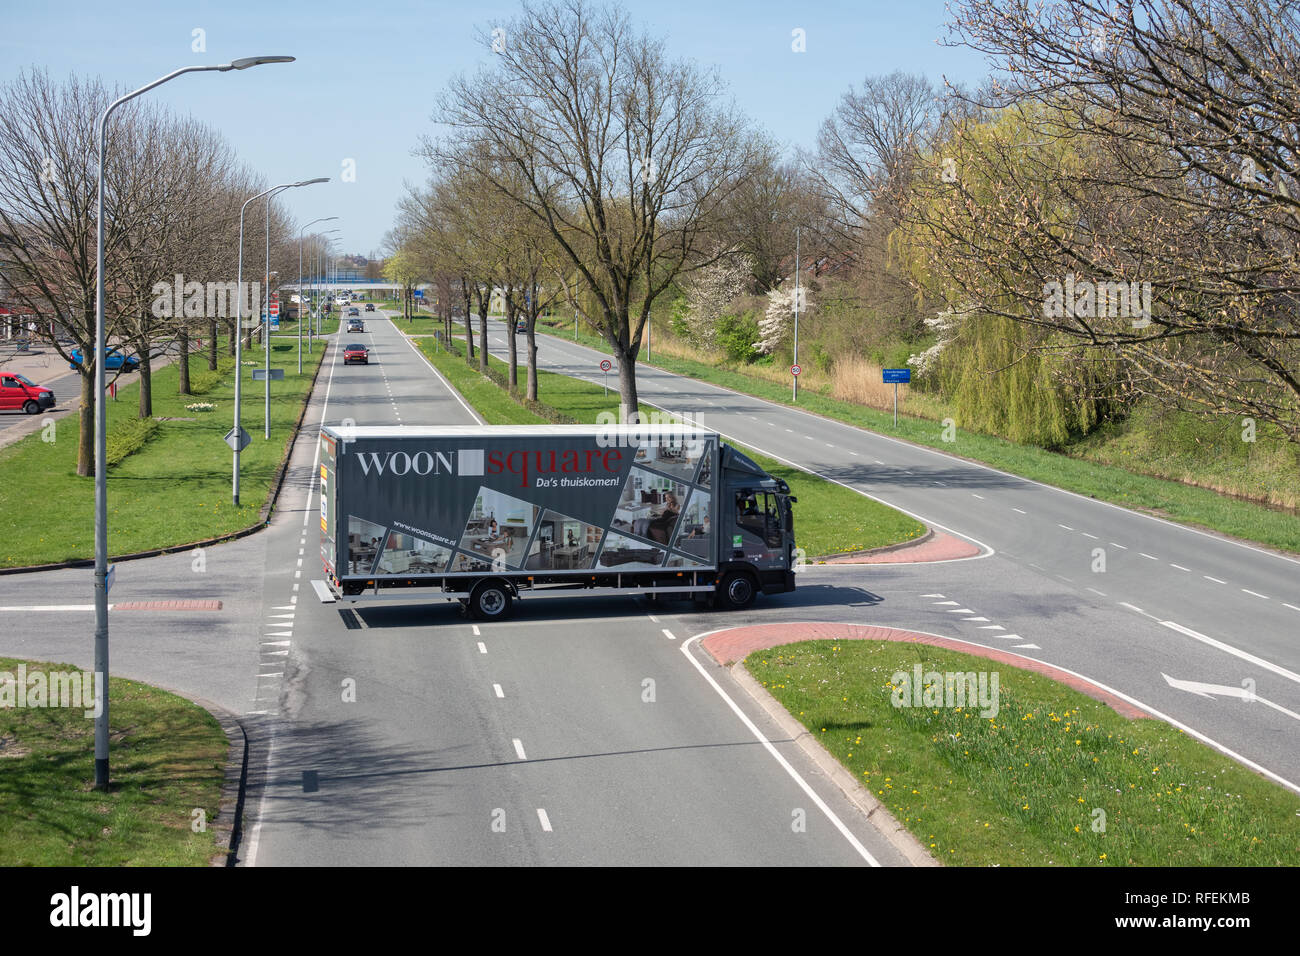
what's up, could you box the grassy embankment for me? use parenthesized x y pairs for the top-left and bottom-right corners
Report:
(747, 640), (1300, 866)
(0, 337), (324, 567)
(0, 656), (229, 865)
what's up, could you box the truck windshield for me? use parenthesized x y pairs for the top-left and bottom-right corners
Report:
(736, 492), (784, 548)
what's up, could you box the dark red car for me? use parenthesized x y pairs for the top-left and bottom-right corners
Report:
(0, 372), (55, 414)
(343, 343), (369, 365)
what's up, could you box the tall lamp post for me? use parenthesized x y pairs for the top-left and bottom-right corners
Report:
(92, 54), (294, 791)
(299, 217), (338, 370)
(233, 177), (327, 501)
(792, 227), (801, 402)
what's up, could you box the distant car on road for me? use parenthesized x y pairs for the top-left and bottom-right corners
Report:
(68, 347), (139, 372)
(347, 306), (360, 315)
(343, 343), (369, 365)
(515, 318), (528, 333)
(0, 372), (55, 414)
(347, 318), (365, 332)
(365, 303), (375, 312)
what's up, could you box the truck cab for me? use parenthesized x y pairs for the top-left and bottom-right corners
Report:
(716, 445), (797, 608)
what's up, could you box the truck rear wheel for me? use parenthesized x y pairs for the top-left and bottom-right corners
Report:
(469, 580), (513, 621)
(717, 571), (757, 610)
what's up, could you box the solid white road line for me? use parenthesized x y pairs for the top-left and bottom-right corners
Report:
(1160, 620), (1300, 687)
(1118, 602), (1158, 620)
(680, 631), (882, 866)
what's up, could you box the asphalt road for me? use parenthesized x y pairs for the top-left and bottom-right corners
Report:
(463, 315), (1300, 792)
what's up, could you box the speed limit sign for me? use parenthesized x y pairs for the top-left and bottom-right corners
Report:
(790, 364), (802, 376)
(599, 359), (612, 371)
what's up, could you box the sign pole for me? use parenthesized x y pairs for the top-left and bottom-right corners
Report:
(894, 382), (898, 428)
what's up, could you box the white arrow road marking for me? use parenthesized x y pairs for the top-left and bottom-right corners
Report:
(932, 600), (959, 605)
(963, 616), (990, 622)
(1162, 674), (1300, 723)
(946, 609), (975, 614)
(1160, 621), (1300, 687)
(260, 641), (291, 647)
(264, 631), (293, 638)
(1012, 643), (1041, 649)
(272, 605), (296, 610)
(921, 593), (945, 598)
(978, 625), (1006, 630)
(995, 634), (1023, 640)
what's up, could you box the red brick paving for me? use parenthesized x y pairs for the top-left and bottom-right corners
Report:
(701, 621), (1150, 719)
(821, 528), (982, 564)
(111, 600), (222, 611)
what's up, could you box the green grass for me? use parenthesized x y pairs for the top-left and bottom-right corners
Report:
(747, 640), (1300, 866)
(534, 320), (1300, 555)
(0, 657), (229, 865)
(0, 337), (324, 567)
(406, 318), (924, 556)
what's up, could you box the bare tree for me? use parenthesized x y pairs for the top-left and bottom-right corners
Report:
(431, 0), (757, 417)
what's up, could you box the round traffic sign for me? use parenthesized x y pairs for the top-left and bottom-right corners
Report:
(790, 364), (801, 376)
(600, 359), (612, 372)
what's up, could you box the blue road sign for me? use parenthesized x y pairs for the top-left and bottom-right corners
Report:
(413, 289), (425, 298)
(883, 368), (912, 384)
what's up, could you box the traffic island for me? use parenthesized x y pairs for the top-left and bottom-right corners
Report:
(698, 624), (1300, 866)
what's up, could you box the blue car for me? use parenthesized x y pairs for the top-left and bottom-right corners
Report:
(69, 347), (140, 372)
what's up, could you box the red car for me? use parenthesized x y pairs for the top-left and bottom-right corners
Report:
(343, 343), (369, 365)
(0, 372), (55, 414)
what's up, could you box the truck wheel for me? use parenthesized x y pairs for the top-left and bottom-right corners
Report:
(469, 580), (513, 621)
(22, 400), (39, 415)
(717, 571), (757, 610)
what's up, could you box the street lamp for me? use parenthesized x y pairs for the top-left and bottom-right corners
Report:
(299, 217), (338, 370)
(315, 229), (341, 343)
(91, 54), (294, 791)
(792, 227), (800, 402)
(233, 177), (327, 500)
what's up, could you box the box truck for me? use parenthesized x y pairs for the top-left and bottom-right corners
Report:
(316, 424), (797, 620)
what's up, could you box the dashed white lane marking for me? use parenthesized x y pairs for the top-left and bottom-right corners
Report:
(493, 684), (504, 698)
(297, 548), (304, 557)
(1170, 564), (1191, 572)
(785, 428), (793, 433)
(1285, 603), (1300, 613)
(849, 451), (859, 456)
(1085, 587), (1106, 596)
(1139, 553), (1158, 561)
(294, 569), (301, 579)
(477, 642), (487, 654)
(1081, 532), (1098, 540)
(873, 459), (885, 465)
(1160, 620), (1300, 687)
(971, 494), (984, 500)
(1110, 542), (1127, 549)
(1241, 589), (1270, 599)
(1119, 602), (1159, 620)
(513, 739), (527, 760)
(472, 624), (481, 636)
(537, 808), (553, 832)
(662, 628), (676, 640)
(1203, 576), (1226, 584)
(1012, 508), (1026, 514)
(648, 614), (659, 623)
(1058, 524), (1074, 531)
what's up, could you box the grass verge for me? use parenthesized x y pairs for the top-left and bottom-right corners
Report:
(746, 640), (1300, 866)
(534, 320), (1300, 555)
(0, 337), (325, 567)
(408, 321), (924, 557)
(0, 657), (228, 865)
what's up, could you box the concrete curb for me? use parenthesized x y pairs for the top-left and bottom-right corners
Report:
(0, 342), (330, 576)
(812, 527), (935, 563)
(194, 698), (251, 867)
(726, 661), (940, 868)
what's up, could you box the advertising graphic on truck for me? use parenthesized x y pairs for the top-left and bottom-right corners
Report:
(317, 424), (797, 619)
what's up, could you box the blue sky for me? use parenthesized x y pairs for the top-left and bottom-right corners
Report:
(1, 0), (991, 256)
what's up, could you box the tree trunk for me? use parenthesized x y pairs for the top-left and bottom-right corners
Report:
(504, 293), (518, 392)
(228, 318), (237, 356)
(76, 369), (94, 477)
(209, 320), (219, 370)
(478, 297), (489, 373)
(526, 325), (539, 402)
(137, 346), (153, 418)
(178, 327), (191, 395)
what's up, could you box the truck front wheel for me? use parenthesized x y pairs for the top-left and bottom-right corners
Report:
(469, 580), (513, 621)
(717, 571), (757, 610)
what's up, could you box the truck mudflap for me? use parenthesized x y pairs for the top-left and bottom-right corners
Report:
(759, 568), (796, 595)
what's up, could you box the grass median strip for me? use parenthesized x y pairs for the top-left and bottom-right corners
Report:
(534, 320), (1300, 555)
(0, 337), (325, 568)
(0, 657), (228, 866)
(408, 320), (924, 557)
(746, 640), (1300, 866)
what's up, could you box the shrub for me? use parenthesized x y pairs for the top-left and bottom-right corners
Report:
(106, 417), (162, 468)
